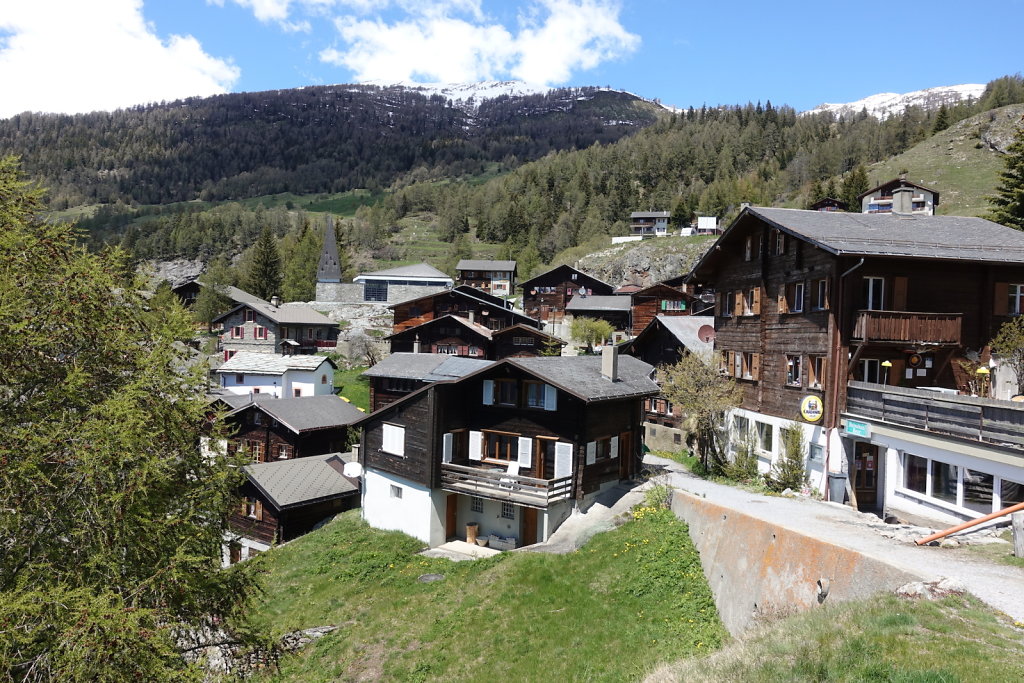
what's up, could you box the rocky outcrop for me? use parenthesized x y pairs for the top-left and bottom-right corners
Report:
(575, 237), (714, 287)
(144, 258), (205, 287)
(980, 104), (1024, 154)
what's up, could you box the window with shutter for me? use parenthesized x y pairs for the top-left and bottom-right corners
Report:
(382, 423), (405, 457)
(586, 441), (596, 465)
(554, 442), (573, 478)
(469, 431), (483, 461)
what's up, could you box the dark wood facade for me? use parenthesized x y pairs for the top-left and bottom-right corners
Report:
(491, 324), (566, 359)
(520, 265), (615, 323)
(388, 316), (492, 358)
(391, 290), (537, 333)
(228, 480), (358, 547)
(225, 406), (350, 462)
(692, 209), (1024, 429)
(359, 363), (649, 505)
(630, 283), (696, 333)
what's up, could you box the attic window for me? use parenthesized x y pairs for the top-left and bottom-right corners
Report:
(321, 374), (328, 384)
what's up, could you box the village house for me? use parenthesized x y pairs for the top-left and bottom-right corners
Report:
(519, 264), (615, 328)
(214, 297), (338, 359)
(354, 349), (659, 548)
(629, 211), (673, 238)
(809, 197), (848, 212)
(565, 295), (633, 341)
(689, 206), (1024, 526)
(215, 351), (336, 398)
(628, 282), (700, 333)
(391, 287), (539, 334)
(455, 259), (518, 297)
(225, 453), (360, 564)
(387, 315), (565, 361)
(215, 393), (364, 463)
(362, 353), (495, 411)
(859, 177), (939, 215)
(172, 280), (268, 312)
(619, 316), (716, 450)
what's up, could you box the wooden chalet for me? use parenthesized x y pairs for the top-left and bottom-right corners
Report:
(388, 314), (493, 358)
(809, 197), (848, 212)
(629, 283), (699, 333)
(491, 324), (566, 358)
(226, 453), (359, 563)
(565, 295), (633, 339)
(217, 394), (364, 462)
(391, 288), (539, 334)
(689, 206), (1024, 521)
(362, 353), (495, 411)
(619, 316), (715, 450)
(455, 259), (517, 296)
(355, 349), (658, 548)
(519, 265), (615, 323)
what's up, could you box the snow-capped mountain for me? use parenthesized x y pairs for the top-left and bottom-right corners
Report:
(804, 84), (986, 119)
(365, 80), (552, 106)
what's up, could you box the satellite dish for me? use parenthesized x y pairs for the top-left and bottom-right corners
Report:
(342, 462), (363, 478)
(697, 324), (716, 343)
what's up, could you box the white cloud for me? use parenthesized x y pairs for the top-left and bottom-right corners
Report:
(0, 0), (239, 118)
(319, 0), (638, 85)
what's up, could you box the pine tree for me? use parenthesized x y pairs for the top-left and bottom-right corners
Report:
(281, 220), (322, 302)
(932, 104), (951, 134)
(244, 225), (283, 300)
(841, 165), (870, 212)
(987, 122), (1024, 231)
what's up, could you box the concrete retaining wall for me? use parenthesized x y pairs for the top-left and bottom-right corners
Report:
(671, 490), (923, 636)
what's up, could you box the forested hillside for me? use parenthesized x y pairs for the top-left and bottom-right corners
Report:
(0, 85), (660, 208)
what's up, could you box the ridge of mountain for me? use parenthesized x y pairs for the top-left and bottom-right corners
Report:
(806, 83), (986, 119)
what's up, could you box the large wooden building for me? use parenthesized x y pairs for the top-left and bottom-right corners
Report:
(354, 350), (658, 548)
(391, 288), (538, 334)
(519, 265), (615, 324)
(689, 207), (1024, 525)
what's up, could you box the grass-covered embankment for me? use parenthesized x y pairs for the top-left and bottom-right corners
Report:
(251, 505), (726, 681)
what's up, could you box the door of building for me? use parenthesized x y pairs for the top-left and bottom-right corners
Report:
(852, 442), (879, 511)
(521, 506), (538, 546)
(445, 494), (458, 541)
(618, 431), (633, 480)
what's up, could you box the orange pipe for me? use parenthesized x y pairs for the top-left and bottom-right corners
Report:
(915, 501), (1024, 546)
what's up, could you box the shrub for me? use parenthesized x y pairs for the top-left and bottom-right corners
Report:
(765, 424), (808, 492)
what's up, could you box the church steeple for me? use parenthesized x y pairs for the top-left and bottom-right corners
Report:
(316, 215), (342, 283)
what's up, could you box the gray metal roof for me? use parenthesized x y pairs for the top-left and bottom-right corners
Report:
(228, 394), (365, 432)
(748, 207), (1024, 264)
(217, 352), (335, 375)
(565, 295), (633, 312)
(653, 316), (714, 354)
(456, 259), (517, 272)
(630, 211), (671, 218)
(508, 355), (659, 401)
(213, 299), (336, 326)
(354, 263), (452, 280)
(244, 453), (358, 510)
(362, 353), (494, 381)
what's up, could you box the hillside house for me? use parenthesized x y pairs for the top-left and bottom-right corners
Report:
(225, 453), (360, 564)
(214, 298), (338, 358)
(216, 394), (363, 463)
(172, 280), (267, 312)
(520, 265), (615, 325)
(216, 352), (336, 398)
(564, 295), (633, 341)
(362, 353), (495, 411)
(809, 197), (848, 212)
(859, 177), (939, 215)
(619, 316), (716, 450)
(689, 206), (1024, 526)
(629, 211), (672, 238)
(391, 288), (539, 334)
(354, 350), (658, 547)
(388, 315), (565, 361)
(629, 283), (700, 333)
(455, 260), (517, 296)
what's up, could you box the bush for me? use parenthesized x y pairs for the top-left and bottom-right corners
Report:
(720, 431), (759, 482)
(765, 424), (808, 492)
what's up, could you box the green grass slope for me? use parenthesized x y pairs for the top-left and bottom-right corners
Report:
(867, 103), (1024, 217)
(249, 505), (726, 681)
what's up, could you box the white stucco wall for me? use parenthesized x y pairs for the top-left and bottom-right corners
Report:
(221, 533), (271, 568)
(726, 407), (829, 494)
(217, 365), (333, 398)
(362, 469), (445, 546)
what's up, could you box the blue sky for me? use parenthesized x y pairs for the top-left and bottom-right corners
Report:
(1, 0), (1022, 118)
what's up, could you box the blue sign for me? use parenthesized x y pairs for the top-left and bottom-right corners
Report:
(845, 419), (871, 438)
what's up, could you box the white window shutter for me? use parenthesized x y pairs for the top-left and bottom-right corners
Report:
(543, 384), (557, 411)
(586, 441), (596, 465)
(610, 436), (619, 459)
(442, 433), (453, 464)
(469, 431), (483, 461)
(482, 380), (494, 405)
(517, 437), (533, 468)
(554, 442), (573, 478)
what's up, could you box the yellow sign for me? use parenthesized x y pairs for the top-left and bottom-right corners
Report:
(800, 395), (824, 423)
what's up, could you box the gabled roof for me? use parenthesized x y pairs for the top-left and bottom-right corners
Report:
(690, 207), (1024, 280)
(452, 284), (512, 309)
(507, 355), (659, 402)
(175, 281), (269, 307)
(566, 295), (633, 312)
(387, 314), (495, 341)
(491, 323), (566, 346)
(456, 259), (517, 272)
(519, 264), (615, 293)
(212, 299), (337, 326)
(622, 315), (715, 357)
(244, 453), (358, 511)
(630, 211), (671, 219)
(809, 197), (847, 211)
(217, 351), (336, 375)
(631, 282), (691, 299)
(362, 352), (494, 381)
(390, 288), (539, 327)
(353, 263), (452, 281)
(858, 177), (940, 203)
(226, 394), (364, 432)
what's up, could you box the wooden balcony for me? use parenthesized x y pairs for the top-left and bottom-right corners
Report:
(441, 462), (573, 508)
(850, 310), (962, 346)
(845, 381), (1024, 452)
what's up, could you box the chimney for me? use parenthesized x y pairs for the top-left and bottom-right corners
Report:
(413, 334), (421, 354)
(601, 345), (619, 382)
(892, 186), (914, 215)
(469, 309), (476, 325)
(270, 295), (281, 307)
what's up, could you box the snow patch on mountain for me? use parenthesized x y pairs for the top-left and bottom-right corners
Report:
(805, 84), (986, 119)
(365, 80), (552, 107)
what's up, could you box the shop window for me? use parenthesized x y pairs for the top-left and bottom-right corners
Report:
(756, 422), (773, 454)
(930, 460), (958, 505)
(962, 469), (994, 513)
(903, 454), (927, 494)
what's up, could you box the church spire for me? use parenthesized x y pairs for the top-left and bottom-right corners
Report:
(316, 215), (342, 283)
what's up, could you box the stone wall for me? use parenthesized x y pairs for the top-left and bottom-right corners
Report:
(315, 281), (448, 305)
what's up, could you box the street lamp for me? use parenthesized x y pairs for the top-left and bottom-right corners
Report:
(976, 366), (991, 397)
(881, 360), (892, 385)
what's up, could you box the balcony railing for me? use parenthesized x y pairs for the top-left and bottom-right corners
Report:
(441, 462), (573, 508)
(850, 310), (962, 345)
(845, 381), (1024, 453)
